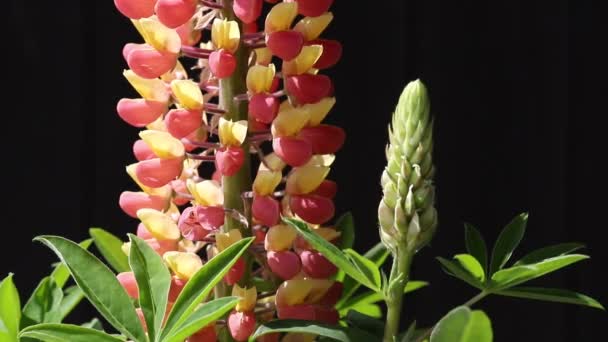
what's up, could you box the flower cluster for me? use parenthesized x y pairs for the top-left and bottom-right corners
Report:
(113, 0), (344, 340)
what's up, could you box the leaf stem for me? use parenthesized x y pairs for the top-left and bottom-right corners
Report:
(383, 247), (413, 342)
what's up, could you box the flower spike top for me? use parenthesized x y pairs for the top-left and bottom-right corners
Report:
(113, 0), (344, 340)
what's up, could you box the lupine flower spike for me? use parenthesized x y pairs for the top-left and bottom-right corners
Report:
(114, 0), (344, 340)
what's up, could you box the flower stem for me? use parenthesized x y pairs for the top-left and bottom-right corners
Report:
(383, 247), (413, 342)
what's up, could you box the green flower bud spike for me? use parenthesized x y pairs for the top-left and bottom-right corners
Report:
(380, 79), (437, 342)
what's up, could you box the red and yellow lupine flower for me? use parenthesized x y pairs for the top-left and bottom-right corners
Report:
(114, 0), (345, 340)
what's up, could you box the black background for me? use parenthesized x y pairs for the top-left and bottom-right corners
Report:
(5, 0), (607, 340)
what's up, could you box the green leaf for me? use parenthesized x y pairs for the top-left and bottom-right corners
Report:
(349, 303), (382, 318)
(90, 228), (130, 273)
(19, 323), (125, 342)
(0, 273), (21, 342)
(430, 306), (492, 342)
(21, 277), (63, 326)
(513, 243), (584, 266)
(337, 243), (389, 308)
(344, 249), (381, 289)
(496, 286), (604, 310)
(344, 310), (385, 337)
(161, 238), (253, 340)
(128, 235), (171, 342)
(51, 239), (93, 288)
(336, 212), (355, 250)
(491, 254), (588, 290)
(252, 277), (275, 292)
(34, 236), (146, 342)
(81, 318), (103, 330)
(436, 257), (483, 289)
(56, 286), (85, 323)
(338, 281), (428, 312)
(283, 217), (378, 291)
(453, 254), (485, 282)
(398, 321), (430, 342)
(489, 213), (528, 275)
(163, 297), (239, 342)
(250, 319), (380, 342)
(464, 223), (487, 273)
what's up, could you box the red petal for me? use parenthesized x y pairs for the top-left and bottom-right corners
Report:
(209, 49), (237, 79)
(272, 137), (312, 167)
(228, 310), (256, 342)
(248, 93), (279, 124)
(135, 157), (183, 188)
(164, 108), (202, 139)
(289, 194), (335, 224)
(266, 30), (304, 61)
(285, 74), (332, 104)
(295, 0), (334, 17)
(127, 45), (177, 79)
(252, 195), (280, 226)
(233, 0), (263, 24)
(195, 205), (225, 231)
(224, 257), (245, 285)
(299, 250), (337, 278)
(155, 0), (197, 29)
(310, 180), (338, 198)
(133, 139), (156, 161)
(297, 124), (346, 154)
(114, 0), (156, 19)
(318, 281), (343, 306)
(215, 146), (245, 176)
(119, 191), (167, 218)
(117, 98), (167, 127)
(267, 250), (301, 280)
(307, 39), (342, 69)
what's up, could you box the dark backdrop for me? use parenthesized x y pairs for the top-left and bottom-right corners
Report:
(6, 0), (606, 340)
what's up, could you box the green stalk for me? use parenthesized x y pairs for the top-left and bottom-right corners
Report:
(215, 3), (252, 341)
(384, 247), (413, 342)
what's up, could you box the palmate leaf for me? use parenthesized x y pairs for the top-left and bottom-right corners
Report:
(495, 286), (604, 310)
(430, 306), (492, 342)
(250, 319), (380, 342)
(50, 239), (93, 288)
(464, 223), (488, 273)
(453, 254), (485, 282)
(338, 281), (428, 313)
(161, 238), (253, 340)
(34, 236), (146, 342)
(128, 235), (171, 342)
(344, 310), (385, 338)
(283, 217), (379, 291)
(436, 257), (484, 289)
(19, 323), (125, 342)
(336, 212), (355, 250)
(490, 254), (589, 290)
(21, 276), (63, 326)
(90, 228), (130, 273)
(0, 274), (21, 342)
(489, 213), (528, 275)
(513, 243), (584, 266)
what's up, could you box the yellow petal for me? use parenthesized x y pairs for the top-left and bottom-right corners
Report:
(279, 99), (294, 112)
(123, 70), (170, 103)
(265, 225), (297, 251)
(265, 2), (298, 33)
(137, 208), (180, 241)
(294, 13), (333, 41)
(232, 284), (257, 312)
(137, 18), (181, 54)
(163, 251), (203, 280)
(261, 152), (287, 172)
(246, 64), (276, 94)
(146, 114), (168, 131)
(139, 130), (185, 159)
(126, 163), (173, 198)
(282, 45), (324, 76)
(253, 169), (282, 196)
(286, 165), (330, 194)
(303, 154), (335, 167)
(302, 97), (336, 126)
(170, 80), (204, 110)
(186, 179), (223, 206)
(216, 229), (242, 252)
(271, 108), (310, 137)
(218, 117), (248, 146)
(275, 279), (313, 307)
(253, 47), (273, 65)
(211, 18), (240, 53)
(161, 60), (188, 82)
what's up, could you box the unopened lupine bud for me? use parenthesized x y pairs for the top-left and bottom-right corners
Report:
(225, 257), (246, 285)
(228, 310), (256, 341)
(378, 80), (437, 253)
(218, 118), (248, 146)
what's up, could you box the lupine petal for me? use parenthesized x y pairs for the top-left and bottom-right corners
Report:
(195, 205), (225, 231)
(285, 74), (332, 105)
(119, 191), (168, 218)
(139, 129), (185, 158)
(301, 97), (335, 126)
(252, 195), (280, 226)
(267, 250), (301, 280)
(155, 0), (197, 29)
(253, 169), (282, 196)
(137, 208), (181, 240)
(116, 272), (139, 298)
(228, 310), (256, 342)
(133, 139), (156, 160)
(297, 125), (346, 154)
(216, 229), (243, 251)
(264, 224), (297, 251)
(135, 157), (184, 188)
(266, 30), (304, 61)
(171, 79), (204, 110)
(126, 44), (177, 79)
(307, 39), (342, 69)
(216, 146), (245, 176)
(117, 98), (167, 127)
(177, 206), (208, 241)
(233, 0), (263, 24)
(246, 64), (276, 93)
(310, 179), (338, 198)
(299, 250), (337, 278)
(248, 93), (279, 124)
(126, 163), (174, 198)
(282, 45), (323, 75)
(137, 17), (182, 53)
(211, 18), (241, 53)
(209, 49), (237, 78)
(114, 0), (156, 19)
(163, 251), (203, 280)
(232, 284), (257, 312)
(186, 179), (224, 206)
(218, 117), (248, 146)
(271, 107), (310, 137)
(295, 0), (334, 17)
(123, 70), (171, 102)
(264, 2), (298, 33)
(254, 47), (273, 65)
(164, 108), (202, 138)
(290, 194), (335, 224)
(175, 19), (201, 46)
(286, 165), (330, 195)
(272, 136), (313, 167)
(294, 13), (333, 41)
